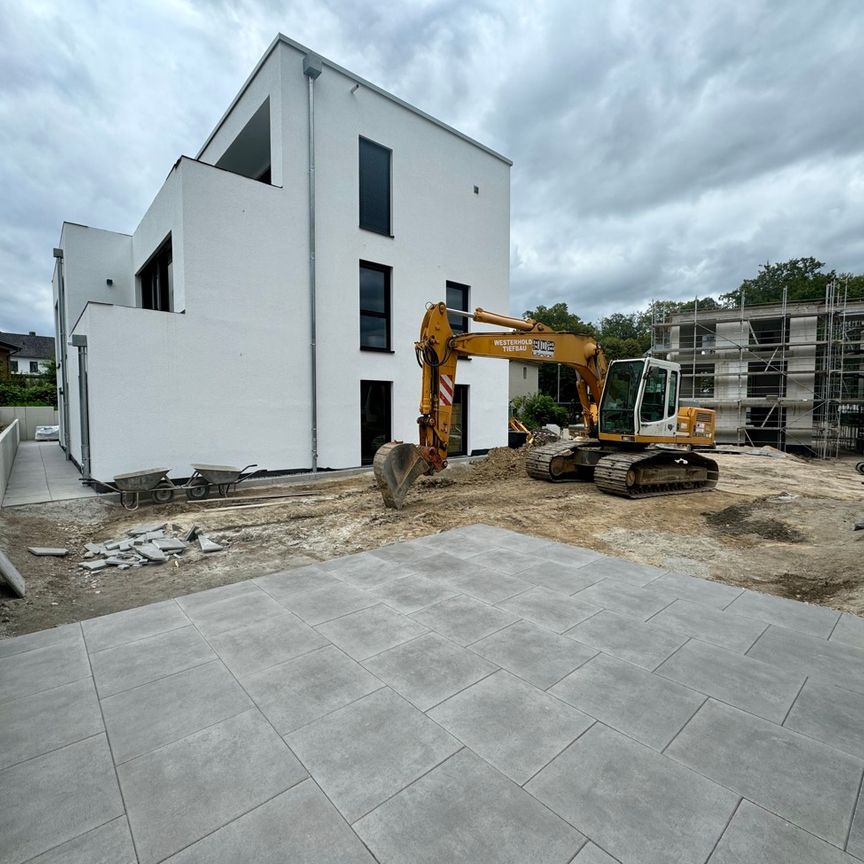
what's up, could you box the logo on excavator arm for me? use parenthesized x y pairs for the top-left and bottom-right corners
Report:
(532, 339), (555, 358)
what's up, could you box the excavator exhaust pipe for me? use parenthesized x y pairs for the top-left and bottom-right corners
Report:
(373, 442), (432, 509)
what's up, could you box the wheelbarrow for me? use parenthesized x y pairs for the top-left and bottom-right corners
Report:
(111, 468), (175, 510)
(184, 464), (260, 501)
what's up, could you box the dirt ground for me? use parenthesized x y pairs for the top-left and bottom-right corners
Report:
(1, 447), (862, 638)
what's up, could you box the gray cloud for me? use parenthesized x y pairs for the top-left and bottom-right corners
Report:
(1, 0), (862, 336)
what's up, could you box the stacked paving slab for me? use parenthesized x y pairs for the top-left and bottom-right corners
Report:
(1, 524), (863, 863)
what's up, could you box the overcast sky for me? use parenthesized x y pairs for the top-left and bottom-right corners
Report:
(2, 0), (862, 335)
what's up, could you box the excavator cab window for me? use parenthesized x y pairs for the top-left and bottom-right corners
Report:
(599, 360), (643, 434)
(639, 365), (668, 424)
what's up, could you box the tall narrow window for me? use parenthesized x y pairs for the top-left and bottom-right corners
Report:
(360, 380), (391, 465)
(448, 385), (468, 456)
(359, 262), (391, 351)
(138, 236), (173, 312)
(359, 138), (391, 235)
(446, 281), (469, 334)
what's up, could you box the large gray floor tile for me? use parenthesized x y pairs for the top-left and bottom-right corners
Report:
(784, 678), (864, 760)
(241, 644), (383, 733)
(830, 612), (864, 651)
(25, 817), (135, 864)
(471, 619), (597, 689)
(647, 598), (768, 652)
(511, 560), (601, 594)
(102, 660), (252, 763)
(747, 625), (864, 694)
(286, 688), (459, 823)
(467, 546), (541, 577)
(407, 550), (491, 582)
(368, 540), (437, 566)
(427, 530), (494, 559)
(0, 637), (90, 703)
(355, 748), (584, 864)
(498, 586), (600, 633)
(849, 792), (864, 860)
(551, 653), (705, 750)
(0, 677), (102, 770)
(366, 574), (458, 614)
(363, 632), (497, 710)
(526, 723), (739, 864)
(650, 571), (743, 609)
(492, 530), (561, 555)
(0, 735), (123, 864)
(274, 582), (378, 625)
(538, 542), (604, 568)
(118, 708), (306, 864)
(429, 669), (593, 784)
(0, 622), (81, 660)
(207, 610), (328, 675)
(90, 625), (214, 698)
(656, 638), (805, 723)
(666, 699), (863, 846)
(410, 594), (519, 645)
(446, 565), (532, 604)
(566, 609), (687, 670)
(708, 799), (859, 864)
(323, 551), (408, 588)
(573, 578), (676, 620)
(572, 843), (619, 863)
(254, 566), (342, 602)
(178, 586), (286, 637)
(725, 589), (840, 638)
(82, 600), (189, 653)
(584, 556), (668, 586)
(174, 580), (260, 615)
(316, 603), (428, 660)
(164, 779), (375, 863)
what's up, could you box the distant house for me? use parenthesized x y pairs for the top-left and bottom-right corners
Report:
(0, 332), (55, 375)
(0, 337), (20, 379)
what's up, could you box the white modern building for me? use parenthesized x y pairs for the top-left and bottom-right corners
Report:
(53, 35), (511, 482)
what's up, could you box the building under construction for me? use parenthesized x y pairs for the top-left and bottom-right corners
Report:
(651, 285), (864, 457)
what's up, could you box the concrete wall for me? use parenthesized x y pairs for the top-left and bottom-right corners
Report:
(509, 362), (539, 400)
(0, 408), (60, 441)
(0, 419), (20, 502)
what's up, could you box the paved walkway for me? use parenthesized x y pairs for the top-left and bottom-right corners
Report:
(1, 524), (863, 863)
(2, 441), (97, 506)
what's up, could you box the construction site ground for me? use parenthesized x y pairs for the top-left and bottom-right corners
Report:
(1, 447), (862, 639)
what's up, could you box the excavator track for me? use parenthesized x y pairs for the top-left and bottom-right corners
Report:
(593, 450), (719, 498)
(525, 442), (589, 481)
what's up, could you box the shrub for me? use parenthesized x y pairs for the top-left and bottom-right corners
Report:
(510, 393), (568, 430)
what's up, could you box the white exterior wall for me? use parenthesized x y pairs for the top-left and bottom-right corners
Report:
(509, 362), (539, 400)
(10, 356), (50, 374)
(786, 315), (817, 447)
(59, 38), (510, 479)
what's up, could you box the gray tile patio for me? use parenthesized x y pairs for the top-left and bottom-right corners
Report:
(1, 441), (97, 507)
(2, 523), (863, 863)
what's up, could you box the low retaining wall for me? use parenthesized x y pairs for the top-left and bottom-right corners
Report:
(0, 419), (20, 503)
(0, 407), (59, 441)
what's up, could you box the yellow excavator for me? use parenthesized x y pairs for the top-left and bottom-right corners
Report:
(374, 302), (719, 509)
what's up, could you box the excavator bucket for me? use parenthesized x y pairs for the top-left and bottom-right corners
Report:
(373, 442), (431, 509)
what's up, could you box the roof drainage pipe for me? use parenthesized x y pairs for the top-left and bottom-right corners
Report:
(303, 53), (322, 473)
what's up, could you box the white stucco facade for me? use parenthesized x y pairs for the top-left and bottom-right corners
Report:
(53, 36), (511, 481)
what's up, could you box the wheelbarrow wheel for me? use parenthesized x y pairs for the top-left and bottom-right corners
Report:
(120, 491), (140, 511)
(186, 478), (210, 501)
(152, 480), (175, 504)
(856, 461), (864, 476)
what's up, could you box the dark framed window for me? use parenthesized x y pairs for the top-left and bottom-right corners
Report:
(359, 138), (391, 235)
(138, 235), (173, 312)
(29, 361), (38, 373)
(10, 360), (18, 373)
(446, 281), (469, 334)
(360, 262), (391, 351)
(360, 380), (391, 465)
(448, 385), (468, 456)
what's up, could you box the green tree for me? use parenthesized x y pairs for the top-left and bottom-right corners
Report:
(720, 257), (835, 307)
(510, 393), (568, 430)
(524, 303), (595, 336)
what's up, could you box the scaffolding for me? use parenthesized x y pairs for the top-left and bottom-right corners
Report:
(650, 283), (864, 457)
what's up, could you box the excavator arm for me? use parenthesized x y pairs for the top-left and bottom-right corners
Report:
(374, 302), (608, 508)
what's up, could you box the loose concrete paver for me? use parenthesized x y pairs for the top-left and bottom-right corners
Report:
(363, 632), (497, 710)
(550, 652), (705, 750)
(0, 735), (123, 864)
(470, 619), (598, 689)
(666, 699), (864, 846)
(101, 660), (252, 763)
(240, 644), (383, 734)
(355, 748), (585, 864)
(25, 817), (135, 864)
(0, 677), (102, 770)
(286, 688), (460, 823)
(655, 638), (805, 723)
(410, 594), (519, 645)
(726, 588), (841, 637)
(527, 722), (739, 864)
(118, 708), (306, 864)
(708, 799), (861, 864)
(2, 523), (864, 864)
(784, 678), (864, 760)
(164, 779), (376, 863)
(429, 669), (593, 784)
(566, 608), (687, 670)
